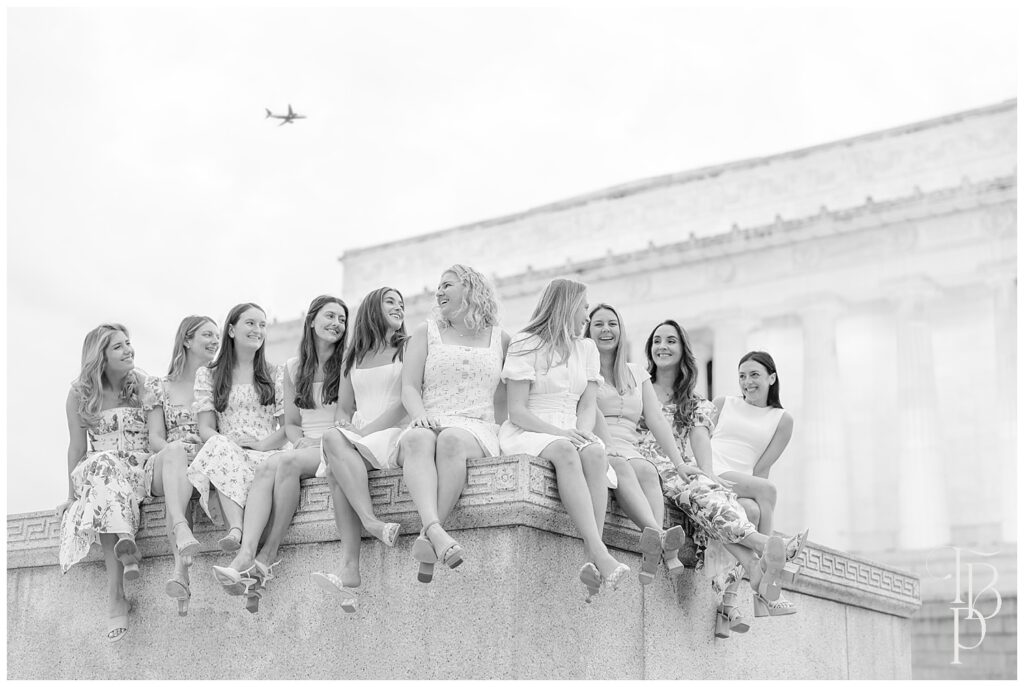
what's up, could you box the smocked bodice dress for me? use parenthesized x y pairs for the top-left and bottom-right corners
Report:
(141, 376), (202, 462)
(59, 404), (153, 573)
(710, 396), (785, 476)
(317, 360), (407, 474)
(186, 365), (284, 517)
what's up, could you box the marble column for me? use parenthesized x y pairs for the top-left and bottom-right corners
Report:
(989, 273), (1017, 542)
(893, 281), (949, 549)
(799, 298), (849, 549)
(709, 315), (752, 400)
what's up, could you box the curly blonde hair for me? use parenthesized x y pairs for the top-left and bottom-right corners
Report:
(435, 264), (499, 333)
(71, 323), (144, 428)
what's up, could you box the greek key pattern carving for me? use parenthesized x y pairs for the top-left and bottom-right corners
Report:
(800, 545), (919, 602)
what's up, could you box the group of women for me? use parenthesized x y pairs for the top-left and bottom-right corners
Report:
(57, 265), (807, 644)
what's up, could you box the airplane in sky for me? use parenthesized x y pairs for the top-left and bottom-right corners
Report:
(264, 104), (306, 126)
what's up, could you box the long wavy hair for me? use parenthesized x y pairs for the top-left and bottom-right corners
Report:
(584, 302), (635, 394)
(72, 323), (144, 428)
(211, 303), (275, 413)
(739, 350), (784, 409)
(343, 287), (408, 377)
(513, 278), (588, 371)
(644, 319), (700, 423)
(435, 264), (499, 334)
(166, 315), (217, 381)
(295, 295), (349, 409)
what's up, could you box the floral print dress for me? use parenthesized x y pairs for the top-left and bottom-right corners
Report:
(141, 376), (202, 462)
(58, 405), (153, 573)
(186, 365), (284, 518)
(636, 396), (756, 571)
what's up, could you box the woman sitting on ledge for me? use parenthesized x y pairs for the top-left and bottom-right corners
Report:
(499, 277), (629, 599)
(57, 323), (152, 643)
(143, 315), (220, 616)
(311, 287), (407, 610)
(187, 303), (288, 611)
(585, 303), (686, 585)
(214, 296), (349, 613)
(635, 321), (804, 638)
(399, 265), (510, 583)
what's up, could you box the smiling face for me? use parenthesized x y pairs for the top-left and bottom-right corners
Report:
(738, 359), (775, 406)
(570, 294), (590, 338)
(649, 324), (682, 371)
(381, 290), (405, 331)
(228, 307), (268, 352)
(435, 271), (467, 321)
(188, 321), (221, 364)
(313, 303), (347, 344)
(104, 331), (135, 377)
(588, 307), (620, 354)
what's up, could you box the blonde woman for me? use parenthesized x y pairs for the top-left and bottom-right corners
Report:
(144, 315), (220, 615)
(499, 278), (629, 600)
(399, 265), (510, 583)
(57, 323), (152, 642)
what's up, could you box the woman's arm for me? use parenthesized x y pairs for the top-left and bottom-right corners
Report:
(639, 381), (685, 468)
(574, 381), (599, 436)
(247, 419), (287, 452)
(507, 379), (589, 443)
(358, 398), (409, 436)
(146, 407), (169, 453)
(197, 410), (219, 442)
(491, 330), (512, 425)
(752, 412), (794, 478)
(59, 390), (88, 512)
(593, 411), (616, 453)
(334, 370), (357, 429)
(282, 364), (304, 445)
(400, 324), (435, 429)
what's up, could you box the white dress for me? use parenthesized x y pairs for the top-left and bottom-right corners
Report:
(710, 396), (785, 476)
(286, 357), (336, 440)
(316, 360), (407, 474)
(498, 334), (606, 457)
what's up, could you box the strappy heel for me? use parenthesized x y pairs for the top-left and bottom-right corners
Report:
(754, 592), (798, 617)
(661, 525), (686, 579)
(218, 527), (243, 552)
(171, 521), (201, 563)
(212, 563), (258, 596)
(114, 537), (141, 582)
(579, 562), (602, 603)
(756, 536), (786, 602)
(379, 522), (400, 547)
(715, 589), (750, 638)
(165, 572), (191, 616)
(253, 559), (283, 588)
(602, 562), (630, 591)
(424, 520), (463, 569)
(638, 527), (662, 585)
(311, 572), (360, 613)
(412, 532), (438, 583)
(243, 578), (262, 614)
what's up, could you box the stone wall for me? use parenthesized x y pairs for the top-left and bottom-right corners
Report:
(7, 455), (919, 680)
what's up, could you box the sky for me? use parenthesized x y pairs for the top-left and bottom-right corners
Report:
(5, 4), (1018, 514)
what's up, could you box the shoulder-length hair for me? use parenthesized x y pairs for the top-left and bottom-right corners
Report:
(584, 302), (635, 394)
(295, 295), (349, 409)
(211, 303), (275, 413)
(514, 277), (588, 370)
(739, 350), (784, 409)
(644, 319), (699, 421)
(343, 287), (408, 377)
(167, 315), (217, 381)
(435, 264), (499, 334)
(72, 323), (144, 428)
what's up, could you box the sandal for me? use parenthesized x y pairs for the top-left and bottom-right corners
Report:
(212, 564), (258, 596)
(253, 559), (283, 588)
(311, 572), (360, 613)
(243, 581), (262, 614)
(171, 521), (201, 562)
(714, 587), (749, 638)
(424, 521), (463, 569)
(412, 531), (439, 583)
(785, 528), (810, 564)
(579, 562), (602, 603)
(602, 562), (630, 591)
(106, 601), (131, 643)
(661, 525), (686, 579)
(755, 536), (786, 602)
(114, 537), (141, 582)
(379, 522), (400, 548)
(638, 527), (662, 585)
(754, 592), (798, 617)
(165, 572), (191, 617)
(218, 527), (243, 553)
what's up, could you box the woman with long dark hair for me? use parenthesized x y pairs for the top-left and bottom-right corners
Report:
(144, 314), (219, 615)
(57, 323), (152, 642)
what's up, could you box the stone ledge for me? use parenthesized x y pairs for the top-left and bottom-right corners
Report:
(8, 454), (919, 617)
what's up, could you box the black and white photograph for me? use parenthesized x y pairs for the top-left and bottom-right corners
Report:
(5, 1), (1017, 680)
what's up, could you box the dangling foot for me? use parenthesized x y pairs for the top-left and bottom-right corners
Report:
(171, 521), (201, 564)
(114, 537), (141, 582)
(594, 553), (630, 591)
(425, 521), (463, 569)
(368, 520), (401, 547)
(754, 592), (798, 617)
(753, 536), (785, 602)
(165, 560), (191, 616)
(661, 525), (686, 579)
(638, 527), (663, 585)
(715, 587), (750, 638)
(106, 597), (131, 643)
(311, 561), (361, 613)
(412, 530), (438, 583)
(579, 562), (602, 603)
(212, 563), (258, 596)
(785, 528), (810, 564)
(218, 527), (243, 553)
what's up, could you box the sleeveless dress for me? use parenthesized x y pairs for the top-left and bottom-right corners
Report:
(636, 396), (756, 571)
(398, 319), (503, 456)
(286, 357), (336, 441)
(595, 362), (649, 462)
(59, 404), (153, 573)
(141, 376), (202, 462)
(711, 396), (785, 476)
(316, 360), (407, 474)
(186, 365), (285, 517)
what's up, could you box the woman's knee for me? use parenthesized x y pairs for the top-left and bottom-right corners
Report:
(254, 455), (279, 480)
(400, 428), (436, 456)
(544, 440), (581, 469)
(579, 443), (607, 470)
(757, 479), (778, 504)
(738, 497), (761, 525)
(435, 430), (468, 462)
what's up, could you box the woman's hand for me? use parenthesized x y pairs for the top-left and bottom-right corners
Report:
(410, 414), (440, 430)
(558, 427), (593, 446)
(237, 435), (260, 450)
(55, 497), (75, 519)
(675, 463), (703, 480)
